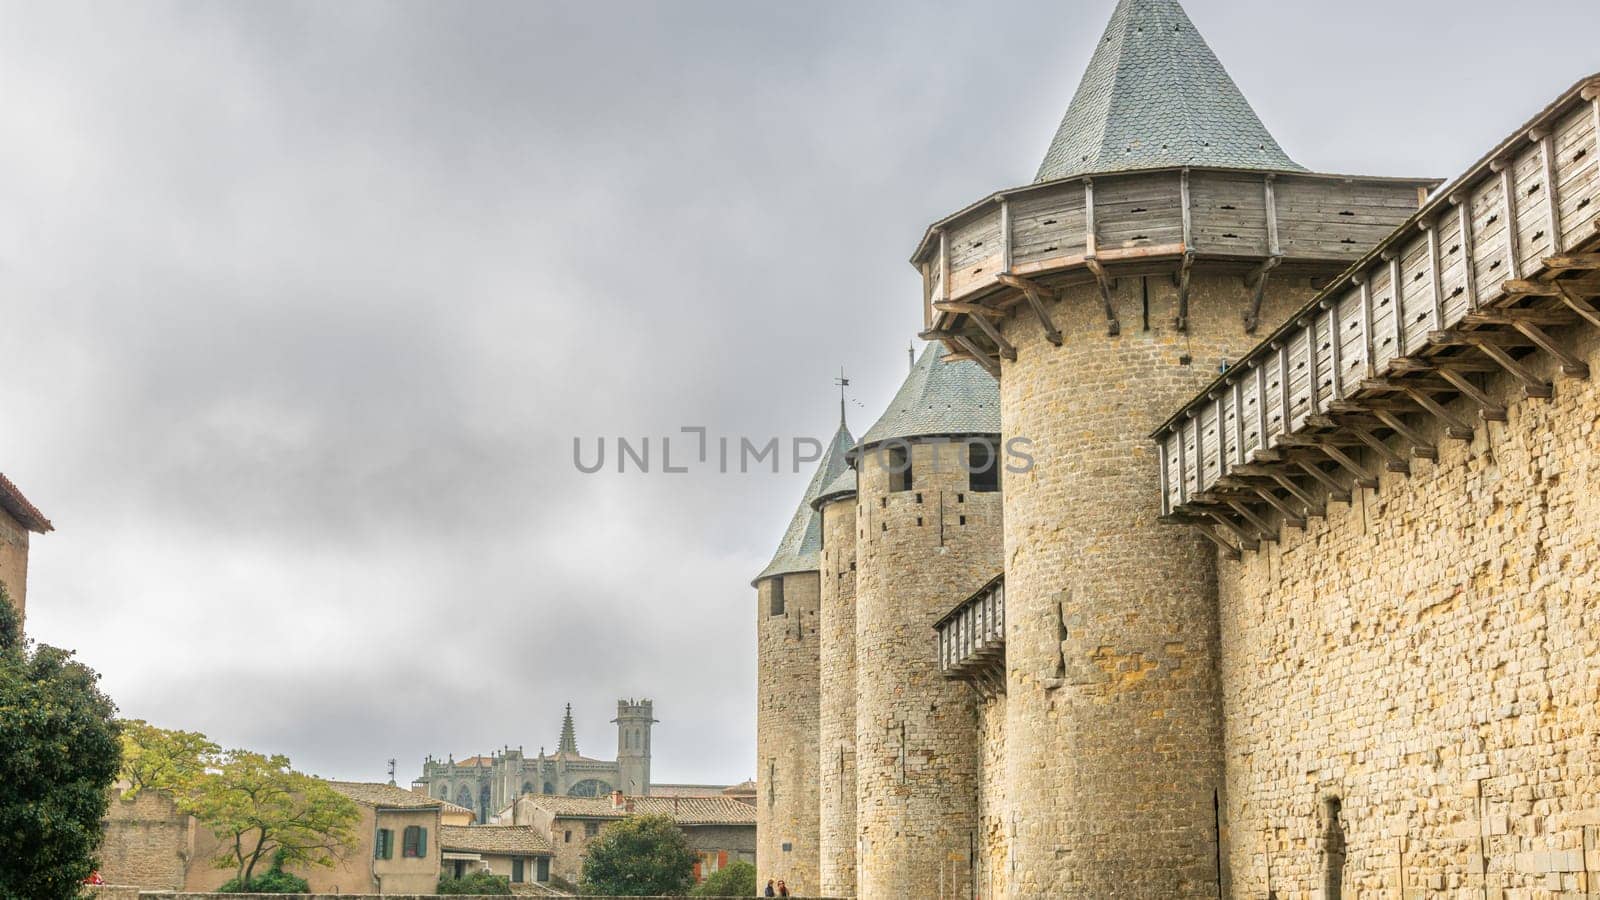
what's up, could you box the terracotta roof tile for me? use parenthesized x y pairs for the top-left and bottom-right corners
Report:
(439, 825), (553, 856)
(326, 780), (444, 810)
(0, 473), (52, 533)
(523, 795), (755, 826)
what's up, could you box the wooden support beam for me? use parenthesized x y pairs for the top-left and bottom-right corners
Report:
(1463, 308), (1577, 327)
(1305, 314), (1322, 416)
(1226, 499), (1278, 541)
(1447, 333), (1554, 398)
(1432, 366), (1509, 422)
(1508, 320), (1590, 378)
(1371, 408), (1438, 460)
(1194, 523), (1243, 561)
(1390, 254), (1407, 358)
(1293, 459), (1351, 504)
(999, 197), (1013, 274)
(966, 309), (1018, 362)
(1325, 299), (1344, 400)
(1501, 276), (1600, 297)
(1347, 427), (1411, 474)
(1084, 257), (1120, 336)
(1401, 387), (1474, 440)
(950, 334), (1001, 378)
(932, 301), (1006, 317)
(1358, 275), (1377, 377)
(1554, 282), (1600, 329)
(1305, 441), (1379, 489)
(1174, 251), (1195, 332)
(1203, 510), (1259, 550)
(1254, 363), (1269, 457)
(939, 229), (951, 305)
(1268, 472), (1324, 517)
(1250, 486), (1306, 529)
(1543, 254), (1600, 271)
(996, 273), (1063, 347)
(1242, 255), (1281, 334)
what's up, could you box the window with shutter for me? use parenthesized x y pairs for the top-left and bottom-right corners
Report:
(374, 828), (393, 860)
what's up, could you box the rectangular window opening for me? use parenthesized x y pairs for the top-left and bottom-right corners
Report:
(968, 441), (1001, 492)
(769, 578), (785, 616)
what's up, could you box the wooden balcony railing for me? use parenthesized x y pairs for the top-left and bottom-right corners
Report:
(1154, 76), (1600, 557)
(934, 575), (1005, 696)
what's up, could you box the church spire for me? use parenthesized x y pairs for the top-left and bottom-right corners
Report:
(557, 703), (578, 755)
(1034, 0), (1304, 182)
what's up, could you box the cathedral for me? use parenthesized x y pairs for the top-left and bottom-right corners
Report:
(414, 700), (655, 825)
(754, 0), (1600, 897)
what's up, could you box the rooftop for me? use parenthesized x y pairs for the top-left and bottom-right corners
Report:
(0, 472), (52, 533)
(521, 794), (756, 827)
(326, 781), (444, 811)
(439, 825), (553, 857)
(1035, 0), (1303, 182)
(855, 343), (1000, 452)
(754, 421), (854, 583)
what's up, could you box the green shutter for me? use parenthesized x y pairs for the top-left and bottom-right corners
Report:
(417, 826), (427, 857)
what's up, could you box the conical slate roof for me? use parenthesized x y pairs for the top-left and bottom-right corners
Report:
(753, 421), (854, 584)
(810, 466), (858, 510)
(557, 704), (578, 755)
(856, 343), (1000, 452)
(1034, 0), (1304, 182)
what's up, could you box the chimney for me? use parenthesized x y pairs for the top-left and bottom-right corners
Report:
(611, 790), (625, 810)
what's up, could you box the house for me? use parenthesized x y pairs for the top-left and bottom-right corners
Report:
(438, 825), (553, 887)
(497, 790), (755, 886)
(0, 471), (52, 625)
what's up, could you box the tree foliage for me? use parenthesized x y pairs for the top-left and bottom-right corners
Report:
(578, 813), (697, 896)
(0, 585), (123, 899)
(690, 860), (756, 897)
(436, 870), (512, 894)
(119, 718), (218, 799)
(217, 851), (311, 893)
(186, 749), (361, 886)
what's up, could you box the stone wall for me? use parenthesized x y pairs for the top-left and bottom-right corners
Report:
(816, 491), (858, 897)
(975, 693), (1007, 900)
(100, 791), (191, 891)
(1217, 325), (1600, 898)
(756, 569), (822, 893)
(855, 438), (1002, 900)
(995, 271), (1312, 898)
(0, 504), (30, 623)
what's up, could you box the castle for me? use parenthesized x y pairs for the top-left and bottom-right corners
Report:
(414, 700), (656, 824)
(755, 0), (1600, 897)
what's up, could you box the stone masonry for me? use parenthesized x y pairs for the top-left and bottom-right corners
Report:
(817, 484), (860, 896)
(854, 437), (1003, 900)
(757, 569), (823, 893)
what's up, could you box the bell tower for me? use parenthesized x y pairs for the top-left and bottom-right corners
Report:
(613, 698), (656, 795)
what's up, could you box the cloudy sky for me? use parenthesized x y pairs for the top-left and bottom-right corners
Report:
(2, 0), (1593, 786)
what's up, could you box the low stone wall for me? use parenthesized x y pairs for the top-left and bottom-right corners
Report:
(134, 895), (852, 899)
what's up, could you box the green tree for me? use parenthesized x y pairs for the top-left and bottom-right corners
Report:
(690, 860), (756, 897)
(579, 813), (697, 896)
(0, 585), (123, 899)
(186, 749), (361, 886)
(436, 870), (512, 894)
(217, 850), (311, 893)
(118, 718), (218, 799)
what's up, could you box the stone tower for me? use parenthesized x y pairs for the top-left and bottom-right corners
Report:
(910, 1), (1435, 895)
(613, 698), (656, 795)
(811, 463), (858, 896)
(754, 417), (853, 895)
(851, 343), (1003, 900)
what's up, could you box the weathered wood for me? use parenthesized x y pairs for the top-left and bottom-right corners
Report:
(1358, 276), (1377, 377)
(1243, 256), (1280, 333)
(1492, 159), (1523, 280)
(1202, 511), (1258, 550)
(1424, 219), (1447, 330)
(996, 274), (1063, 346)
(1254, 363), (1269, 457)
(1179, 169), (1193, 251)
(1231, 380), (1246, 467)
(933, 301), (1006, 317)
(1543, 254), (1600, 271)
(1347, 426), (1411, 474)
(1536, 129), (1565, 255)
(1401, 387), (1474, 440)
(1509, 320), (1590, 377)
(1462, 308), (1578, 327)
(950, 334), (1001, 377)
(1454, 194), (1480, 310)
(939, 229), (951, 305)
(1304, 314), (1322, 416)
(1264, 174), (1281, 257)
(1306, 441), (1379, 489)
(1084, 257), (1120, 336)
(1554, 282), (1600, 328)
(999, 197), (1013, 274)
(1389, 255), (1407, 357)
(1446, 332), (1554, 397)
(1268, 472), (1324, 516)
(1370, 409), (1437, 459)
(1193, 523), (1243, 560)
(966, 310), (1018, 361)
(1250, 485), (1306, 529)
(1174, 251), (1194, 332)
(1225, 500), (1277, 542)
(1432, 366), (1509, 421)
(1293, 459), (1351, 503)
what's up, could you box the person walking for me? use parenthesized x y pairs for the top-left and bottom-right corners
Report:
(764, 878), (776, 897)
(776, 880), (789, 897)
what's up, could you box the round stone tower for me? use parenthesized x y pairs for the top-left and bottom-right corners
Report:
(909, 1), (1435, 895)
(811, 465), (858, 896)
(852, 343), (1003, 900)
(612, 698), (656, 795)
(754, 419), (853, 895)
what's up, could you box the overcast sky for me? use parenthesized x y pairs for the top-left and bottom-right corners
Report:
(2, 0), (1594, 787)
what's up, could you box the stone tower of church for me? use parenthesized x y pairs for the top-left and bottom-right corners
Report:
(851, 344), (1003, 900)
(612, 698), (656, 795)
(812, 463), (858, 896)
(912, 1), (1433, 894)
(754, 417), (853, 894)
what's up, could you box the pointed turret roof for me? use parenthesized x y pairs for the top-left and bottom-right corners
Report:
(856, 343), (1000, 452)
(753, 420), (854, 584)
(810, 467), (858, 510)
(557, 704), (578, 755)
(1034, 0), (1304, 182)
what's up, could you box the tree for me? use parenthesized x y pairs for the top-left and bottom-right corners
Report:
(119, 718), (218, 799)
(0, 584), (123, 899)
(690, 860), (756, 897)
(437, 870), (512, 894)
(579, 813), (697, 896)
(186, 749), (361, 886)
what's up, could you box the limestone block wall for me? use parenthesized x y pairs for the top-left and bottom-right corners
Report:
(855, 438), (1003, 900)
(976, 695), (1008, 900)
(0, 505), (30, 623)
(756, 570), (822, 893)
(817, 493), (859, 897)
(100, 791), (191, 890)
(995, 272), (1312, 898)
(1217, 325), (1600, 898)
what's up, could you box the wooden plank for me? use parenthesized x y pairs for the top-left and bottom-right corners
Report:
(1495, 160), (1523, 280)
(1537, 129), (1565, 255)
(1390, 255), (1408, 358)
(1371, 408), (1437, 460)
(996, 273), (1063, 346)
(1348, 426), (1411, 474)
(1232, 380), (1246, 468)
(1325, 299), (1344, 400)
(1510, 320), (1590, 377)
(1180, 169), (1193, 251)
(950, 333), (1001, 378)
(940, 229), (951, 305)
(1084, 178), (1098, 258)
(1455, 194), (1480, 311)
(1294, 459), (1351, 503)
(1264, 174), (1281, 256)
(967, 310), (1017, 362)
(1158, 436), (1172, 517)
(1358, 275), (1376, 377)
(1000, 197), (1013, 274)
(1401, 387), (1474, 440)
(1433, 366), (1508, 421)
(1254, 363), (1269, 456)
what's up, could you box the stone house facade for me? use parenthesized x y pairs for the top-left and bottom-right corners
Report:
(0, 471), (51, 625)
(753, 0), (1600, 896)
